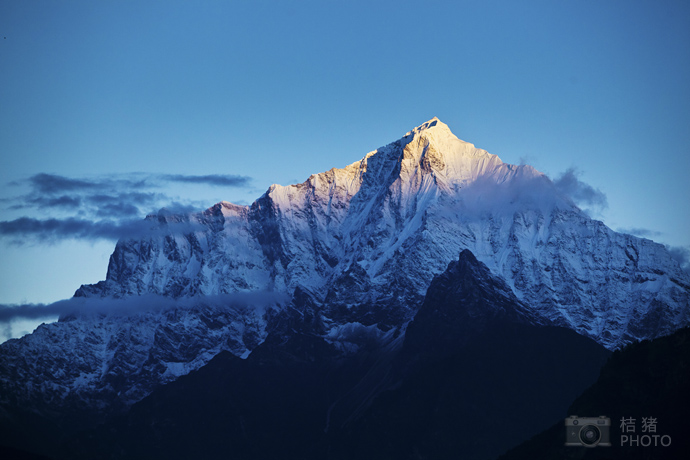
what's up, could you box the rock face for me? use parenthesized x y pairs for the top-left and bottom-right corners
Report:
(1, 118), (689, 419)
(402, 249), (540, 356)
(0, 303), (269, 417)
(38, 250), (611, 460)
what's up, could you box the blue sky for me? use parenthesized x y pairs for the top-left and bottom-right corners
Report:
(1, 0), (689, 340)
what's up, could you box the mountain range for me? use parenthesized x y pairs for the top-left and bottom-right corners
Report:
(1, 118), (688, 458)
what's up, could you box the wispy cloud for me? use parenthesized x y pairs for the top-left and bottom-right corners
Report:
(552, 167), (608, 211)
(11, 191), (166, 216)
(617, 227), (664, 239)
(26, 173), (110, 194)
(86, 192), (167, 217)
(1, 172), (254, 244)
(0, 292), (290, 323)
(161, 174), (251, 187)
(666, 245), (690, 274)
(15, 195), (83, 210)
(22, 173), (250, 194)
(0, 216), (205, 243)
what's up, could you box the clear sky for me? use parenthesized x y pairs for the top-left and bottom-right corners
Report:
(1, 0), (689, 340)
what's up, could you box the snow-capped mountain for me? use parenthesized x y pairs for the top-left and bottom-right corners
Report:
(1, 118), (688, 418)
(76, 117), (690, 345)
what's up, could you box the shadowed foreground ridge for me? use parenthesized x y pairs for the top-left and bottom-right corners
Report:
(52, 250), (611, 460)
(498, 326), (690, 460)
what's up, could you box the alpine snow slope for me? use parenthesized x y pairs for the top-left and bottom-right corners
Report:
(1, 118), (689, 416)
(75, 117), (689, 345)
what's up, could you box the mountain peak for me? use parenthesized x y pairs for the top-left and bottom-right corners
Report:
(404, 117), (451, 138)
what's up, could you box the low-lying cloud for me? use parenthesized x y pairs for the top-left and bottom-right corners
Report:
(0, 216), (205, 243)
(0, 292), (290, 324)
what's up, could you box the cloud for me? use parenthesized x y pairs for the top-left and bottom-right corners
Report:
(99, 203), (142, 218)
(666, 245), (690, 274)
(0, 216), (205, 243)
(23, 173), (152, 195)
(9, 174), (150, 212)
(1, 172), (255, 243)
(87, 192), (162, 206)
(451, 172), (571, 220)
(27, 173), (105, 194)
(22, 173), (251, 193)
(0, 292), (290, 323)
(10, 192), (165, 216)
(161, 174), (252, 187)
(155, 202), (206, 216)
(617, 227), (663, 239)
(86, 192), (166, 217)
(10, 195), (83, 210)
(12, 173), (252, 207)
(553, 168), (608, 210)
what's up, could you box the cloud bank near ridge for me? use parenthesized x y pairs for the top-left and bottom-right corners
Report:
(0, 216), (205, 242)
(666, 245), (690, 274)
(0, 292), (290, 344)
(0, 292), (290, 323)
(552, 167), (608, 211)
(1, 172), (253, 244)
